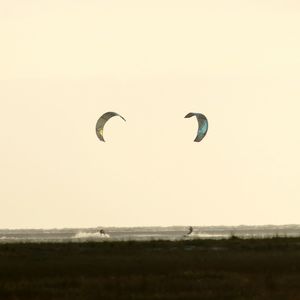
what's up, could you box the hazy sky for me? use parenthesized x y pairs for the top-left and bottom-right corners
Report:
(1, 1), (300, 228)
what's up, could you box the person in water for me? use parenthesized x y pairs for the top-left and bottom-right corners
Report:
(188, 226), (193, 235)
(99, 229), (105, 235)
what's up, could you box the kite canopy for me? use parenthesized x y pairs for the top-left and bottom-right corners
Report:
(95, 112), (126, 142)
(184, 112), (208, 142)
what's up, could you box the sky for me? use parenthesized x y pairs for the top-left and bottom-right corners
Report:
(1, 0), (300, 228)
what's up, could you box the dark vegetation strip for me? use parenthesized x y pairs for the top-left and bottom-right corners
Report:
(0, 237), (300, 299)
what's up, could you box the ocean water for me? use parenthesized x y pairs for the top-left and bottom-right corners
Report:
(1, 225), (300, 243)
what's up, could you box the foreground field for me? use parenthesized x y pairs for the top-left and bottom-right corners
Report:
(1, 237), (300, 299)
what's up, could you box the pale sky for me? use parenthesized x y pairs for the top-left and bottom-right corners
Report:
(1, 0), (300, 228)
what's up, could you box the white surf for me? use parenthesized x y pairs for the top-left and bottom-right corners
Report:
(73, 231), (110, 239)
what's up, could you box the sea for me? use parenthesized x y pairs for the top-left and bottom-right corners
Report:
(1, 225), (300, 243)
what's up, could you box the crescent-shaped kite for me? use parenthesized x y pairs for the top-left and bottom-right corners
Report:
(95, 112), (126, 142)
(185, 112), (208, 142)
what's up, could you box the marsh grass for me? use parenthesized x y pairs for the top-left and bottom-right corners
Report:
(1, 237), (300, 299)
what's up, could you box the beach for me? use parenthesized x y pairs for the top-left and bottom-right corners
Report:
(1, 237), (300, 299)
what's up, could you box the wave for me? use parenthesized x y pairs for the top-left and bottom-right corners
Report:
(72, 231), (110, 239)
(0, 236), (20, 240)
(183, 233), (229, 239)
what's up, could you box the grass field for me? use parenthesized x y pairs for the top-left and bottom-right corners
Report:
(1, 237), (300, 299)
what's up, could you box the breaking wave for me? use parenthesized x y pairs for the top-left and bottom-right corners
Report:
(183, 233), (229, 239)
(0, 236), (19, 240)
(73, 231), (110, 239)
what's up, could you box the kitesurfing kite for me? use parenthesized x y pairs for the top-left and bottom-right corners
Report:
(95, 112), (126, 142)
(185, 112), (208, 142)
